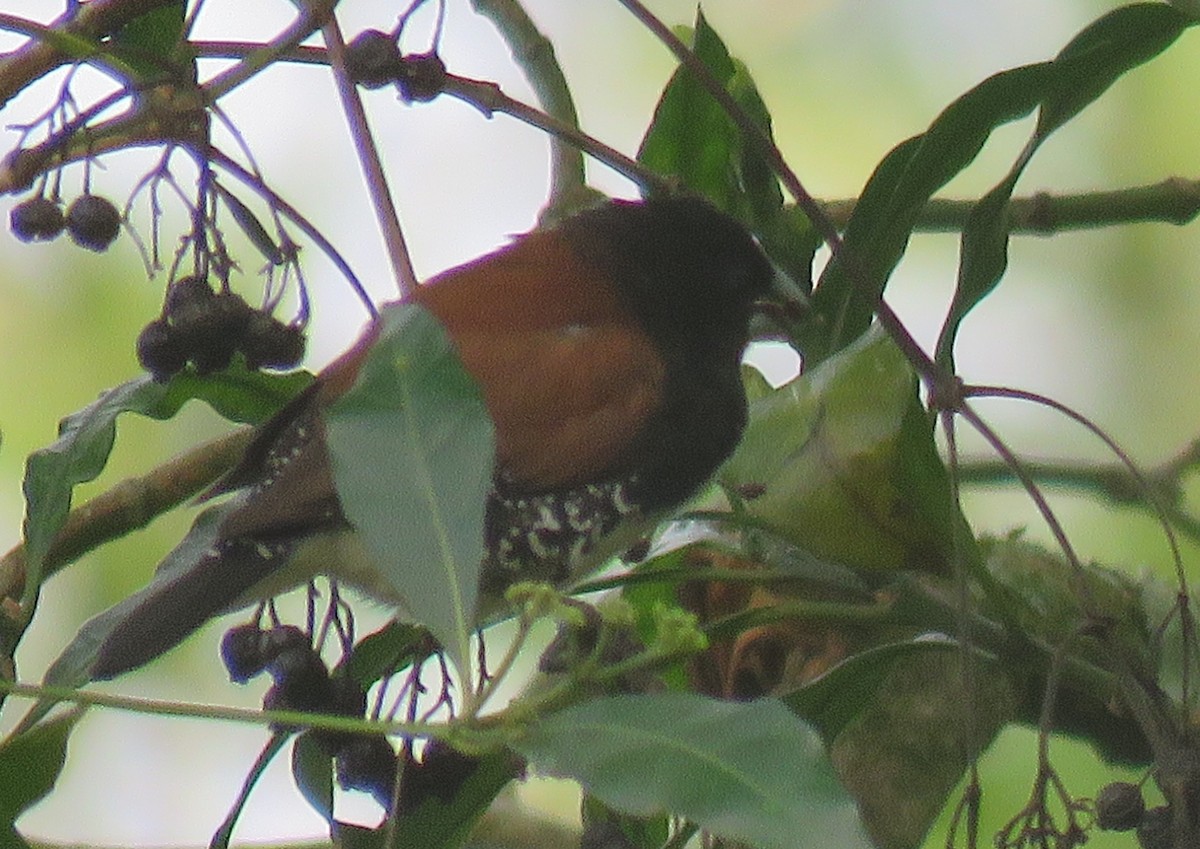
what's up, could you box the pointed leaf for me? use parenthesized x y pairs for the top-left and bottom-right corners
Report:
(937, 5), (1192, 363)
(1037, 4), (1191, 137)
(722, 327), (960, 573)
(292, 732), (335, 825)
(638, 13), (741, 210)
(324, 304), (494, 673)
(808, 64), (1050, 361)
(15, 505), (228, 731)
(20, 368), (310, 606)
(514, 693), (870, 849)
(0, 710), (80, 849)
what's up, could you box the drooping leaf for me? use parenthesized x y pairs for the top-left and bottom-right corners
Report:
(514, 693), (870, 849)
(17, 505), (228, 732)
(324, 304), (494, 673)
(722, 327), (961, 573)
(216, 183), (284, 266)
(806, 64), (1050, 363)
(0, 710), (80, 849)
(292, 732), (336, 825)
(20, 367), (310, 607)
(936, 4), (1193, 364)
(783, 637), (959, 743)
(828, 648), (1014, 849)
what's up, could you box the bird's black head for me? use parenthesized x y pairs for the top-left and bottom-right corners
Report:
(560, 196), (775, 357)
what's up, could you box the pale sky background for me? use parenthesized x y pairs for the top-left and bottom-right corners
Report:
(1, 1), (1198, 846)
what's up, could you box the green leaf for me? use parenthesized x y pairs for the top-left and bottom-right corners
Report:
(638, 13), (741, 210)
(582, 794), (671, 849)
(783, 637), (958, 742)
(386, 749), (521, 849)
(17, 505), (228, 731)
(324, 304), (494, 673)
(514, 693), (870, 849)
(292, 733), (335, 825)
(0, 711), (80, 849)
(1037, 3), (1191, 137)
(109, 0), (190, 82)
(339, 622), (431, 689)
(20, 367), (310, 607)
(216, 184), (284, 266)
(722, 327), (960, 573)
(808, 64), (1051, 362)
(638, 12), (783, 225)
(936, 5), (1192, 364)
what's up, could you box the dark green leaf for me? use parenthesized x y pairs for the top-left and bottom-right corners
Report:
(324, 304), (494, 672)
(216, 184), (284, 266)
(937, 6), (1192, 363)
(110, 1), (191, 82)
(388, 750), (521, 849)
(515, 693), (870, 849)
(582, 794), (671, 849)
(808, 64), (1050, 361)
(638, 12), (782, 227)
(17, 505), (228, 731)
(1037, 4), (1191, 137)
(722, 327), (957, 573)
(292, 733), (335, 825)
(638, 13), (741, 210)
(0, 711), (79, 849)
(339, 622), (431, 689)
(782, 637), (957, 742)
(20, 368), (310, 607)
(935, 175), (1020, 366)
(332, 750), (520, 849)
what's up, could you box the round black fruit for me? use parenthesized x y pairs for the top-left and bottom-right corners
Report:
(10, 197), (65, 242)
(66, 194), (121, 251)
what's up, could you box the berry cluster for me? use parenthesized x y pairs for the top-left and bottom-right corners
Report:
(221, 622), (398, 807)
(9, 193), (122, 252)
(1094, 780), (1174, 848)
(136, 275), (305, 380)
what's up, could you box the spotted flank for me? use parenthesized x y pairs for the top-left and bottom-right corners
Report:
(482, 475), (642, 592)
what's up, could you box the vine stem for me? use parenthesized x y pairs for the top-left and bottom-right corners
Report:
(0, 677), (433, 738)
(321, 11), (418, 298)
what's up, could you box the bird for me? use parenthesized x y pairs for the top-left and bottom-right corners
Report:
(90, 195), (783, 680)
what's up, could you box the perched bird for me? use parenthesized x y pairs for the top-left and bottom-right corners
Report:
(91, 195), (781, 679)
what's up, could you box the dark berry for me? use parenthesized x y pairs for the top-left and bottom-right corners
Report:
(10, 197), (65, 242)
(398, 52), (447, 102)
(136, 318), (188, 382)
(262, 647), (333, 732)
(240, 312), (306, 370)
(266, 646), (333, 709)
(171, 288), (254, 374)
(345, 30), (403, 88)
(258, 624), (311, 665)
(164, 275), (216, 322)
(65, 194), (121, 251)
(220, 623), (269, 684)
(1095, 781), (1145, 831)
(1136, 805), (1172, 849)
(336, 735), (397, 809)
